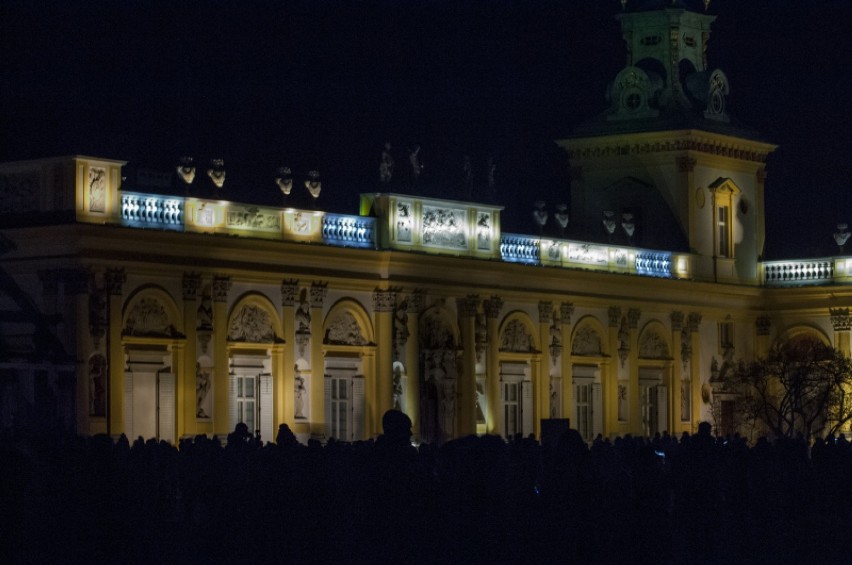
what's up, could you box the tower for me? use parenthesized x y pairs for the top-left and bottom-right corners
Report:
(558, 0), (777, 284)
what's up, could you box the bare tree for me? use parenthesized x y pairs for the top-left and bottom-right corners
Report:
(730, 337), (852, 440)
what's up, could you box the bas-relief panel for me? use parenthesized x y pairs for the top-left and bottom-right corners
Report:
(421, 205), (466, 249)
(639, 330), (669, 359)
(226, 205), (281, 232)
(125, 297), (179, 337)
(572, 326), (602, 356)
(227, 305), (275, 342)
(500, 319), (535, 352)
(476, 212), (491, 250)
(88, 167), (106, 213)
(324, 312), (368, 345)
(396, 200), (413, 243)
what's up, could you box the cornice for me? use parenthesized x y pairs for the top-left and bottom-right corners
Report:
(557, 129), (777, 163)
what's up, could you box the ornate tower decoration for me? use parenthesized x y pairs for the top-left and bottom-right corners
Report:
(613, 3), (725, 119)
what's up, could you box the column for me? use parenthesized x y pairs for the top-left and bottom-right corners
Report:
(212, 275), (231, 438)
(309, 282), (328, 438)
(538, 301), (553, 432)
(687, 312), (702, 432)
(484, 296), (503, 435)
(404, 291), (423, 440)
(560, 302), (575, 426)
(181, 272), (200, 439)
(830, 308), (851, 357)
(105, 268), (126, 438)
(373, 288), (395, 435)
(280, 280), (298, 430)
(457, 295), (479, 437)
(626, 308), (641, 436)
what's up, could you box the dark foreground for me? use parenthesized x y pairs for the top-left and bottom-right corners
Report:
(3, 425), (852, 564)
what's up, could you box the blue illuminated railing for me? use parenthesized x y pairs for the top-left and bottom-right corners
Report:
(635, 251), (672, 278)
(322, 213), (376, 249)
(121, 192), (184, 230)
(501, 234), (541, 265)
(763, 259), (834, 285)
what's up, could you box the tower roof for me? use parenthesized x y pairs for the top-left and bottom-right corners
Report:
(570, 0), (766, 142)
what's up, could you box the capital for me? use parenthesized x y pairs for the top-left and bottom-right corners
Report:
(830, 308), (851, 332)
(310, 282), (328, 308)
(281, 279), (299, 307)
(670, 311), (684, 332)
(105, 268), (126, 296)
(484, 296), (504, 319)
(182, 272), (201, 301)
(627, 308), (641, 329)
(538, 301), (553, 324)
(212, 275), (232, 303)
(608, 306), (622, 327)
(457, 295), (480, 318)
(372, 288), (395, 312)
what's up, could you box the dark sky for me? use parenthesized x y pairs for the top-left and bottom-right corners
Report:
(2, 0), (850, 259)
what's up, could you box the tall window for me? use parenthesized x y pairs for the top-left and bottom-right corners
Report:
(236, 375), (257, 433)
(503, 382), (520, 438)
(329, 376), (350, 441)
(575, 383), (591, 441)
(719, 320), (734, 351)
(717, 206), (730, 257)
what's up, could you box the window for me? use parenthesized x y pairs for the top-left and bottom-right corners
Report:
(503, 382), (520, 438)
(717, 206), (730, 257)
(330, 376), (350, 441)
(719, 320), (734, 351)
(236, 375), (257, 433)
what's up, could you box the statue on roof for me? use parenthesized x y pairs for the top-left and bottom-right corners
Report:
(379, 142), (394, 184)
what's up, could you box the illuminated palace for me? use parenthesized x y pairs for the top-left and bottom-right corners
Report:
(1, 2), (850, 444)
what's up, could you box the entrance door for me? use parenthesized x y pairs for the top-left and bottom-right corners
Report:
(229, 373), (273, 442)
(573, 365), (602, 442)
(500, 362), (533, 439)
(324, 373), (365, 442)
(124, 371), (175, 442)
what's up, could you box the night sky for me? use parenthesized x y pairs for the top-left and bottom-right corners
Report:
(1, 0), (850, 258)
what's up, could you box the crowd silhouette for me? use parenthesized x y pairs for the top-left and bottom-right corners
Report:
(3, 414), (852, 563)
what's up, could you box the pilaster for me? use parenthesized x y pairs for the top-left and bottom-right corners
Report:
(484, 296), (503, 435)
(310, 282), (328, 438)
(538, 301), (553, 433)
(670, 311), (685, 432)
(181, 272), (201, 438)
(66, 269), (92, 435)
(830, 308), (851, 357)
(405, 291), (423, 440)
(373, 288), (395, 435)
(608, 306), (622, 436)
(280, 279), (298, 430)
(212, 274), (231, 438)
(105, 268), (126, 438)
(626, 308), (641, 436)
(457, 295), (479, 437)
(560, 302), (575, 424)
(688, 312), (702, 432)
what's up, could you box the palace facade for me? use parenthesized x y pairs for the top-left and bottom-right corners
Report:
(1, 2), (850, 444)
